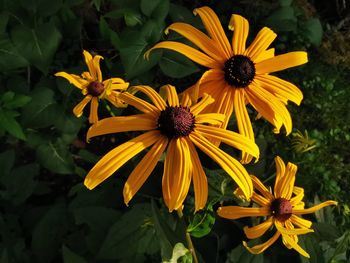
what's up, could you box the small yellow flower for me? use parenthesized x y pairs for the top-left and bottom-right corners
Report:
(55, 50), (129, 123)
(146, 7), (307, 164)
(217, 156), (337, 258)
(84, 85), (260, 212)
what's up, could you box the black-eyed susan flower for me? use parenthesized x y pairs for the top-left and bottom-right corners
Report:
(84, 85), (259, 212)
(145, 6), (307, 163)
(217, 156), (337, 257)
(55, 50), (129, 123)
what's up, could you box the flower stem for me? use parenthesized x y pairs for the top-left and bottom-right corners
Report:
(177, 207), (199, 263)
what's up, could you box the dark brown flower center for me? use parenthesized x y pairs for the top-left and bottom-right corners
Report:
(87, 81), (105, 96)
(223, 55), (255, 88)
(270, 198), (293, 222)
(157, 106), (195, 139)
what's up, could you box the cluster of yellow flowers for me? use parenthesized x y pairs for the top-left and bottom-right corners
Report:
(56, 6), (336, 258)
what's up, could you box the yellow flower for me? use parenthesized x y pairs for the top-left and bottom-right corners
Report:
(217, 156), (337, 258)
(145, 6), (308, 164)
(55, 50), (129, 123)
(84, 85), (259, 212)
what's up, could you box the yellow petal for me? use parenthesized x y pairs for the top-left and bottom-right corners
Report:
(255, 51), (308, 74)
(195, 113), (226, 125)
(84, 130), (159, 190)
(106, 91), (128, 108)
(281, 234), (310, 258)
(190, 93), (215, 116)
(251, 175), (274, 201)
(87, 114), (156, 141)
(290, 215), (312, 229)
(251, 192), (271, 207)
(194, 6), (232, 59)
(277, 162), (297, 199)
(233, 89), (255, 164)
(275, 220), (313, 235)
(245, 27), (277, 61)
(83, 50), (97, 80)
(290, 187), (304, 206)
(103, 79), (129, 92)
(187, 138), (208, 211)
(119, 92), (159, 117)
(243, 231), (280, 254)
(217, 206), (269, 219)
(93, 55), (103, 82)
(254, 48), (275, 63)
(89, 97), (99, 124)
(229, 14), (249, 55)
(194, 124), (260, 159)
(284, 220), (298, 246)
(293, 201), (338, 215)
(55, 72), (88, 89)
(123, 136), (168, 205)
(180, 93), (192, 108)
(244, 217), (273, 239)
(73, 95), (92, 117)
(166, 22), (226, 62)
(208, 87), (233, 130)
(255, 75), (303, 105)
(130, 85), (167, 111)
(162, 139), (176, 209)
(190, 132), (253, 200)
(273, 156), (285, 196)
(160, 85), (179, 107)
(145, 41), (221, 68)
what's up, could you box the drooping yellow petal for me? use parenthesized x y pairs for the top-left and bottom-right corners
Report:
(255, 51), (308, 74)
(145, 41), (221, 68)
(243, 231), (280, 254)
(119, 92), (159, 117)
(284, 220), (298, 246)
(165, 22), (226, 62)
(160, 85), (180, 107)
(130, 85), (167, 111)
(87, 114), (156, 141)
(189, 132), (253, 200)
(244, 217), (273, 239)
(217, 206), (270, 219)
(73, 95), (92, 118)
(277, 162), (297, 199)
(290, 215), (312, 229)
(245, 27), (277, 61)
(193, 6), (232, 59)
(290, 187), (304, 206)
(84, 130), (160, 190)
(55, 72), (88, 89)
(186, 138), (208, 211)
(89, 97), (99, 124)
(190, 93), (215, 116)
(255, 75), (303, 105)
(123, 136), (168, 205)
(106, 91), (128, 108)
(195, 113), (226, 125)
(194, 124), (260, 159)
(92, 55), (103, 82)
(275, 220), (313, 235)
(233, 89), (255, 164)
(83, 50), (97, 80)
(103, 79), (129, 92)
(281, 234), (310, 258)
(251, 175), (274, 201)
(229, 14), (249, 55)
(274, 156), (286, 196)
(293, 201), (338, 215)
(254, 48), (275, 63)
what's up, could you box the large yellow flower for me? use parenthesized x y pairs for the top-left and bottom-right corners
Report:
(84, 85), (259, 212)
(145, 6), (308, 163)
(217, 156), (337, 258)
(55, 50), (129, 123)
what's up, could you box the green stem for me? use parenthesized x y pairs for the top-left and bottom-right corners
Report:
(177, 207), (199, 263)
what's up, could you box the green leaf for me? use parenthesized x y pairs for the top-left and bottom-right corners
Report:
(0, 35), (28, 71)
(159, 51), (199, 78)
(163, 243), (192, 263)
(168, 4), (198, 24)
(226, 244), (264, 263)
(11, 22), (62, 73)
(140, 0), (162, 16)
(62, 246), (86, 263)
(279, 0), (293, 6)
(312, 222), (341, 241)
(4, 94), (31, 109)
(36, 140), (74, 174)
(0, 150), (15, 178)
(97, 203), (160, 261)
(0, 110), (26, 140)
(299, 235), (325, 263)
(124, 12), (143, 27)
(187, 204), (215, 238)
(99, 17), (110, 40)
(32, 205), (67, 263)
(265, 6), (297, 32)
(303, 18), (323, 46)
(0, 13), (9, 33)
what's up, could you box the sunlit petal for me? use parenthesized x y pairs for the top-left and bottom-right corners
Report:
(130, 85), (167, 111)
(89, 97), (99, 124)
(55, 72), (88, 89)
(119, 92), (159, 117)
(293, 201), (338, 215)
(73, 95), (92, 117)
(217, 206), (269, 219)
(245, 27), (277, 61)
(229, 14), (249, 55)
(243, 231), (280, 254)
(244, 217), (273, 239)
(195, 113), (226, 125)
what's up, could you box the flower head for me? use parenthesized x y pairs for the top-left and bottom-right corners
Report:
(55, 50), (129, 123)
(145, 7), (308, 163)
(84, 85), (259, 212)
(217, 156), (337, 258)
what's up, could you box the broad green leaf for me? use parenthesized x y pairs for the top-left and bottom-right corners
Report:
(312, 222), (341, 241)
(32, 205), (67, 263)
(148, 0), (169, 24)
(159, 51), (199, 78)
(141, 20), (163, 43)
(20, 0), (63, 17)
(62, 246), (86, 263)
(4, 94), (31, 109)
(124, 12), (143, 27)
(163, 243), (192, 263)
(303, 18), (323, 46)
(0, 36), (28, 71)
(187, 204), (215, 238)
(11, 22), (62, 73)
(265, 6), (297, 32)
(99, 17), (110, 40)
(0, 110), (26, 140)
(36, 140), (74, 174)
(140, 0), (162, 16)
(78, 149), (99, 163)
(1, 91), (15, 103)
